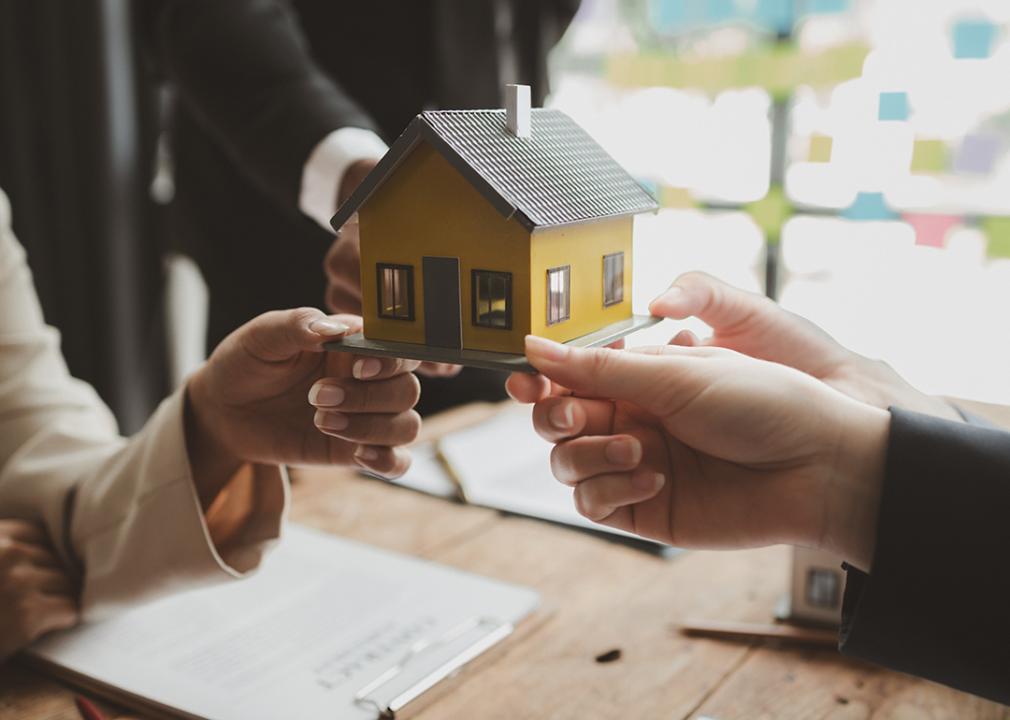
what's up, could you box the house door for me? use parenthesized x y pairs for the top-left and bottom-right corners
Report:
(422, 256), (461, 349)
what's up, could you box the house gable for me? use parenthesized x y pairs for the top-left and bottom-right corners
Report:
(358, 140), (532, 354)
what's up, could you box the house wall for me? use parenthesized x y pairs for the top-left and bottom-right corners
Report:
(358, 141), (531, 354)
(529, 216), (634, 342)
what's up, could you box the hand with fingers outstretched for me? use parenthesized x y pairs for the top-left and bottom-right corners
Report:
(513, 335), (889, 572)
(0, 520), (79, 660)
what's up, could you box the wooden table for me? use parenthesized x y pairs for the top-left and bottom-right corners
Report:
(3, 400), (1010, 720)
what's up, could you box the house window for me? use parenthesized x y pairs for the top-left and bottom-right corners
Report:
(472, 270), (512, 329)
(376, 263), (414, 320)
(546, 265), (571, 325)
(603, 252), (624, 306)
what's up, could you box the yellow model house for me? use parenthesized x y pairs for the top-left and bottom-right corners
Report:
(328, 85), (658, 372)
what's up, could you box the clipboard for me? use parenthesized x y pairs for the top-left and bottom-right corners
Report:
(24, 525), (544, 720)
(23, 613), (551, 720)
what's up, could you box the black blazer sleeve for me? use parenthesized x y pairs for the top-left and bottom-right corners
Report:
(139, 0), (378, 209)
(839, 407), (1010, 704)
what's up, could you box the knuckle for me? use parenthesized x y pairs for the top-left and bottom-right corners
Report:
(402, 410), (422, 444)
(549, 445), (568, 482)
(290, 307), (320, 327)
(401, 374), (422, 409)
(587, 348), (615, 377)
(385, 358), (404, 376)
(574, 486), (605, 522)
(352, 380), (373, 412)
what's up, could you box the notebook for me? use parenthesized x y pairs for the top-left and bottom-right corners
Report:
(26, 524), (540, 720)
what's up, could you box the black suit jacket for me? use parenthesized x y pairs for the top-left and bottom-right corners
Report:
(840, 407), (1010, 705)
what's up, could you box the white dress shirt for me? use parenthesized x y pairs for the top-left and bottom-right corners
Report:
(0, 188), (288, 619)
(299, 127), (388, 230)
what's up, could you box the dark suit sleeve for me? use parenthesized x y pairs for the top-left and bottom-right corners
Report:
(139, 0), (378, 209)
(839, 407), (1010, 704)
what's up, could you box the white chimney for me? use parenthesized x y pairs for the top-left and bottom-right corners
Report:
(505, 84), (531, 138)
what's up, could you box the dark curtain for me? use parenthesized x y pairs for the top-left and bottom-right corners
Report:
(0, 0), (167, 433)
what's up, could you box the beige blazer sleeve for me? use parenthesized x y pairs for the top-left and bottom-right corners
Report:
(0, 189), (288, 619)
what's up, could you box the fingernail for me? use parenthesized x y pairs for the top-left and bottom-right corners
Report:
(605, 437), (642, 465)
(308, 382), (345, 407)
(353, 358), (382, 379)
(548, 402), (575, 431)
(525, 335), (569, 363)
(309, 318), (349, 336)
(632, 471), (665, 492)
(354, 445), (378, 461)
(314, 410), (349, 432)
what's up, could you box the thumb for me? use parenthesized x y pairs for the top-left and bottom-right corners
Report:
(649, 271), (771, 331)
(239, 308), (361, 363)
(524, 335), (696, 415)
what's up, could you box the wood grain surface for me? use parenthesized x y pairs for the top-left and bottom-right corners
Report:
(2, 400), (1007, 720)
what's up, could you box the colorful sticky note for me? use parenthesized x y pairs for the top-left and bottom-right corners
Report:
(808, 134), (833, 163)
(954, 133), (1001, 174)
(878, 92), (909, 122)
(660, 185), (695, 209)
(903, 213), (960, 248)
(650, 0), (701, 32)
(952, 18), (997, 59)
(910, 139), (949, 174)
(606, 42), (869, 95)
(806, 0), (849, 14)
(752, 0), (793, 34)
(746, 185), (792, 242)
(704, 0), (738, 23)
(843, 192), (897, 221)
(983, 217), (1010, 259)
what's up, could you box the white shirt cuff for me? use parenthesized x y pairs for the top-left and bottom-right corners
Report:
(299, 127), (388, 231)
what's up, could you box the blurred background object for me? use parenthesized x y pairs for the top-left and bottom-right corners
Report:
(0, 0), (167, 433)
(549, 0), (1010, 404)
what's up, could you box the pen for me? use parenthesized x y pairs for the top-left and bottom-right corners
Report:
(75, 694), (107, 720)
(679, 619), (839, 648)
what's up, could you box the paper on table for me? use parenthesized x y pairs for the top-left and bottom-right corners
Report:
(382, 441), (458, 498)
(27, 525), (539, 720)
(437, 404), (668, 549)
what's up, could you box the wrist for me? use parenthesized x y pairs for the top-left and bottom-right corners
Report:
(819, 400), (889, 571)
(184, 369), (244, 510)
(853, 356), (962, 422)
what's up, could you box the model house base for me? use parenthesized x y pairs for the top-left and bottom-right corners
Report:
(325, 314), (661, 373)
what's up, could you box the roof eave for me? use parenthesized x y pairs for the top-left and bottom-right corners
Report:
(523, 203), (661, 232)
(329, 116), (521, 233)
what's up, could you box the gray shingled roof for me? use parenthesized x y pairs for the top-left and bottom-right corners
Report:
(330, 108), (658, 232)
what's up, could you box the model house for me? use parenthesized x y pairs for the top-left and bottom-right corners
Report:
(328, 85), (658, 370)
